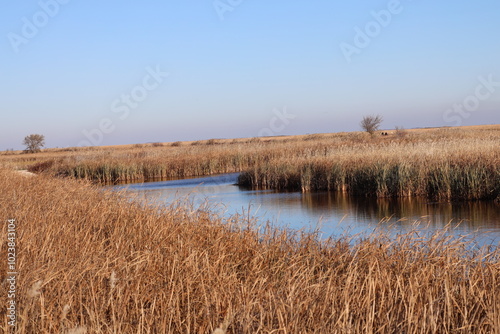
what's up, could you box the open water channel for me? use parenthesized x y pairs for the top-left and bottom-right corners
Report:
(114, 173), (500, 247)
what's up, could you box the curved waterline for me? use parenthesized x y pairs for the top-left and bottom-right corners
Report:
(115, 173), (500, 247)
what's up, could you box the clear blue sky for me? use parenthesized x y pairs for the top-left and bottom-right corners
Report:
(1, 1), (499, 149)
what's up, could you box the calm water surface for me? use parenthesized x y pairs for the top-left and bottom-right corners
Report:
(114, 173), (500, 246)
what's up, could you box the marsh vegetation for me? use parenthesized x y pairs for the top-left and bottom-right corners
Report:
(1, 169), (499, 333)
(2, 125), (499, 201)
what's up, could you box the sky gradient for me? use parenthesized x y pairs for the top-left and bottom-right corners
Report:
(1, 1), (499, 150)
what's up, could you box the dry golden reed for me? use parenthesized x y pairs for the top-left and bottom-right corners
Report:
(1, 125), (498, 201)
(0, 168), (499, 333)
(238, 127), (500, 200)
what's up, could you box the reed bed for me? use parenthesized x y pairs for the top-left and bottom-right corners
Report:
(1, 125), (499, 200)
(1, 169), (499, 333)
(239, 136), (500, 201)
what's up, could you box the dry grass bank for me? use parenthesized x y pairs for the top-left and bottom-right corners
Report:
(1, 125), (499, 200)
(0, 170), (499, 333)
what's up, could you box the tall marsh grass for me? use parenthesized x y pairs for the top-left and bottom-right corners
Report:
(1, 125), (499, 200)
(238, 128), (500, 201)
(0, 169), (499, 333)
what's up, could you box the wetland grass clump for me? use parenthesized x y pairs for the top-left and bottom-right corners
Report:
(238, 162), (500, 200)
(0, 169), (499, 333)
(238, 127), (500, 201)
(239, 157), (499, 201)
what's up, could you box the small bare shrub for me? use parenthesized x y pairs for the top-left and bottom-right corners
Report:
(206, 139), (218, 145)
(248, 137), (261, 144)
(360, 115), (383, 135)
(304, 134), (322, 141)
(23, 134), (45, 153)
(27, 160), (56, 173)
(395, 126), (408, 138)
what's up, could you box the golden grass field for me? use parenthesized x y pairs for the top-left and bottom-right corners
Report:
(1, 169), (499, 333)
(0, 125), (499, 332)
(1, 124), (499, 200)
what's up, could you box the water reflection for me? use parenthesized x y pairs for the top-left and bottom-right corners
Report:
(298, 192), (500, 229)
(114, 173), (500, 245)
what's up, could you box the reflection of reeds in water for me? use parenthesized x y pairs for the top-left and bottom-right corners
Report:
(298, 192), (500, 229)
(1, 169), (499, 333)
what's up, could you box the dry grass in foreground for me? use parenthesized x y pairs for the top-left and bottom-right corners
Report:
(0, 169), (499, 333)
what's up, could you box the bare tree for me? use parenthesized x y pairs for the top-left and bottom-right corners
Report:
(360, 115), (383, 135)
(23, 134), (45, 153)
(395, 126), (408, 138)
